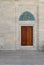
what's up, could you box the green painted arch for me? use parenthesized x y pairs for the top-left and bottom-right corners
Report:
(19, 11), (35, 21)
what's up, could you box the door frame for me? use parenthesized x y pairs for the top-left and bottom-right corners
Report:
(15, 5), (38, 50)
(16, 21), (37, 50)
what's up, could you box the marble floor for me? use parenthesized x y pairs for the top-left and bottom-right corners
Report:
(0, 50), (44, 65)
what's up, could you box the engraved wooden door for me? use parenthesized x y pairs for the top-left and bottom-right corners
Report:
(21, 26), (33, 46)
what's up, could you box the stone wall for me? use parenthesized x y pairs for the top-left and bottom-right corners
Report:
(0, 0), (44, 50)
(39, 3), (44, 51)
(0, 1), (16, 50)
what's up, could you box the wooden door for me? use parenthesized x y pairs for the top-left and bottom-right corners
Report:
(21, 26), (33, 46)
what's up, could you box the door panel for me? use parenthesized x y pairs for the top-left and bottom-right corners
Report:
(27, 26), (33, 46)
(21, 26), (27, 46)
(21, 26), (33, 46)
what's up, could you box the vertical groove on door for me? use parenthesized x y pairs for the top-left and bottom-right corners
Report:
(31, 26), (33, 45)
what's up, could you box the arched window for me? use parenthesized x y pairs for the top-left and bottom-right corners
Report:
(19, 11), (35, 21)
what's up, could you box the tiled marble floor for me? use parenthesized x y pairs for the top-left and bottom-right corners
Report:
(0, 50), (44, 65)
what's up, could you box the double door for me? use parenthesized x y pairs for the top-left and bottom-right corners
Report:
(21, 26), (33, 46)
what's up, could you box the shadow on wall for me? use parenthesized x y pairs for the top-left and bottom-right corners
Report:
(39, 41), (44, 52)
(41, 45), (44, 52)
